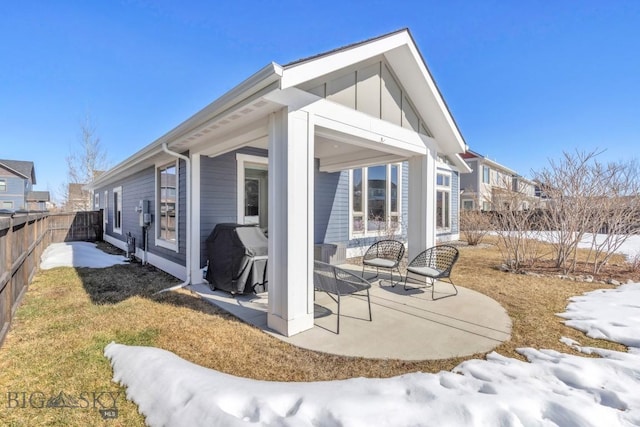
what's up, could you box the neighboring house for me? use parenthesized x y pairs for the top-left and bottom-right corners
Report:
(0, 159), (37, 211)
(87, 29), (470, 337)
(460, 150), (536, 211)
(65, 183), (92, 211)
(26, 191), (51, 211)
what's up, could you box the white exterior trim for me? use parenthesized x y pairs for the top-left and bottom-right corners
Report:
(267, 109), (315, 336)
(103, 190), (108, 231)
(112, 186), (122, 235)
(436, 169), (452, 233)
(104, 232), (187, 280)
(236, 153), (269, 224)
(408, 149), (437, 261)
(190, 154), (203, 284)
(155, 160), (179, 252)
(348, 163), (403, 240)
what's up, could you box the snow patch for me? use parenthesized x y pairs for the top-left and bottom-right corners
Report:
(40, 242), (127, 269)
(104, 283), (640, 426)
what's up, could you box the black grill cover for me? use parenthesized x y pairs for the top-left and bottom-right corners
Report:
(205, 223), (268, 294)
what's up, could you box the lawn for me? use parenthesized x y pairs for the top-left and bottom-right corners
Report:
(0, 240), (632, 425)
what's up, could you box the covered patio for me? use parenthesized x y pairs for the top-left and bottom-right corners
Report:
(189, 267), (511, 361)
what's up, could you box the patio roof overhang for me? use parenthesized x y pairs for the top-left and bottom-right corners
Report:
(156, 86), (432, 174)
(264, 87), (432, 172)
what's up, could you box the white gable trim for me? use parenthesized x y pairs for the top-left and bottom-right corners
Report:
(281, 30), (466, 155)
(281, 32), (411, 89)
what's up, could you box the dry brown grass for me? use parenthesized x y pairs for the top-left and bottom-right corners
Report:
(0, 240), (632, 425)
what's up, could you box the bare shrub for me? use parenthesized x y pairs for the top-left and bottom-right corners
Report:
(490, 177), (545, 271)
(535, 150), (640, 274)
(460, 209), (492, 246)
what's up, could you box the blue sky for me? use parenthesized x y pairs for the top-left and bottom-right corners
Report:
(2, 1), (639, 202)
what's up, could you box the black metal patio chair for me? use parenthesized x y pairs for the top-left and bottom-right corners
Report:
(403, 245), (459, 300)
(361, 239), (405, 284)
(313, 261), (372, 334)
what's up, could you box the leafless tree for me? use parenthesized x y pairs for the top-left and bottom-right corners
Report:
(534, 150), (640, 274)
(61, 115), (108, 211)
(582, 159), (640, 273)
(490, 176), (545, 271)
(459, 201), (492, 246)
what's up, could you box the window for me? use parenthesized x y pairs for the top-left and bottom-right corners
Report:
(113, 186), (122, 234)
(103, 190), (108, 231)
(350, 163), (402, 236)
(482, 201), (491, 211)
(482, 166), (491, 184)
(463, 200), (474, 210)
(2, 201), (13, 209)
(352, 168), (363, 232)
(94, 193), (99, 210)
(156, 162), (178, 249)
(0, 180), (6, 192)
(436, 172), (451, 230)
(236, 154), (268, 229)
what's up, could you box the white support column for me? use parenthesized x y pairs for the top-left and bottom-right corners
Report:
(267, 108), (315, 336)
(190, 153), (203, 284)
(408, 148), (437, 261)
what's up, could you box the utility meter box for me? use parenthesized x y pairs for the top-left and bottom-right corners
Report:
(137, 200), (151, 226)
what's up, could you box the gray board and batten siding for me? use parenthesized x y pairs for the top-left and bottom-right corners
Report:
(96, 145), (456, 272)
(199, 147), (268, 266)
(96, 158), (187, 267)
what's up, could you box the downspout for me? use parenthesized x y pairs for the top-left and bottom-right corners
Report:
(156, 142), (192, 293)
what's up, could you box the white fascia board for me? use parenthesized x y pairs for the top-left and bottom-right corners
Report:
(450, 154), (473, 174)
(306, 97), (428, 156)
(264, 88), (428, 157)
(263, 86), (323, 110)
(87, 63), (283, 191)
(479, 156), (518, 176)
(280, 32), (411, 89)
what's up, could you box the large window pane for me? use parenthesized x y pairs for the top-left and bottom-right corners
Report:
(367, 165), (386, 231)
(390, 164), (398, 213)
(436, 190), (450, 229)
(244, 178), (259, 217)
(352, 168), (362, 213)
(159, 164), (177, 242)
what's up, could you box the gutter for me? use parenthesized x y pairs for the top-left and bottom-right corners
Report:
(156, 142), (192, 293)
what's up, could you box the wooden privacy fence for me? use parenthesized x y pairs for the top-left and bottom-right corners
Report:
(0, 210), (103, 347)
(48, 211), (103, 242)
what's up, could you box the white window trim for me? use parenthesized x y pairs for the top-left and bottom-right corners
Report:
(155, 161), (179, 252)
(103, 190), (108, 227)
(0, 179), (6, 192)
(94, 193), (99, 210)
(349, 163), (402, 239)
(113, 186), (123, 235)
(236, 153), (268, 224)
(436, 170), (452, 232)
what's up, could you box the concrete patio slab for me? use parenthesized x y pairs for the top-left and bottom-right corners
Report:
(189, 268), (511, 361)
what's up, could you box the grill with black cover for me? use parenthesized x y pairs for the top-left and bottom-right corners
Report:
(205, 223), (268, 294)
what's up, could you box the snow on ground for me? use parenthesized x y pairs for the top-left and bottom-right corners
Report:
(40, 242), (127, 269)
(105, 283), (640, 427)
(575, 234), (640, 260)
(496, 231), (640, 261)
